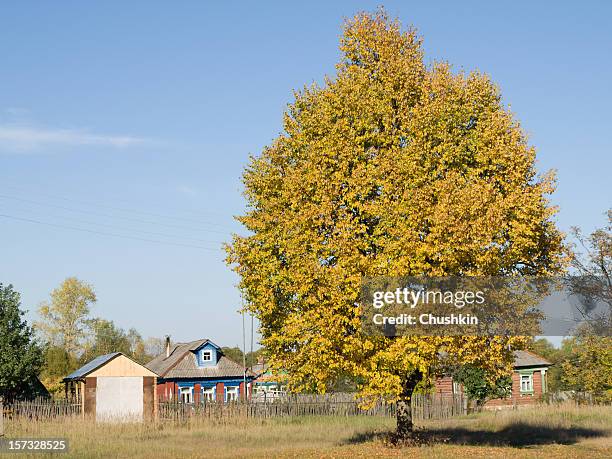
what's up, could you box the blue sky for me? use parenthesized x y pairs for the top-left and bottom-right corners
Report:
(1, 1), (610, 348)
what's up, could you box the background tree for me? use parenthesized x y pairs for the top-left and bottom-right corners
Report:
(39, 345), (77, 396)
(126, 327), (148, 362)
(81, 319), (151, 364)
(567, 209), (611, 334)
(222, 346), (264, 368)
(227, 10), (566, 437)
(0, 283), (44, 401)
(81, 318), (132, 363)
(453, 365), (512, 408)
(561, 211), (612, 401)
(143, 337), (165, 360)
(36, 277), (96, 358)
(562, 334), (612, 402)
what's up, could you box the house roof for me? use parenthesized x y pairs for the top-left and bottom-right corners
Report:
(146, 339), (254, 379)
(513, 350), (552, 368)
(63, 352), (122, 381)
(146, 339), (207, 376)
(251, 363), (267, 376)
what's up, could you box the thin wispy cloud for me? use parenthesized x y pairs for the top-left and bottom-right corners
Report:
(0, 123), (148, 153)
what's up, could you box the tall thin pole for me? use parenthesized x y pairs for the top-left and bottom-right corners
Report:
(250, 313), (254, 357)
(241, 296), (247, 401)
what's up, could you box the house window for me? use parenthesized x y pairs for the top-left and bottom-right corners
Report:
(201, 350), (212, 362)
(180, 386), (193, 403)
(202, 387), (215, 402)
(520, 374), (533, 393)
(226, 386), (239, 402)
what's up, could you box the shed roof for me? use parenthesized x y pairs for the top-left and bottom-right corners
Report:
(513, 350), (552, 368)
(64, 353), (122, 381)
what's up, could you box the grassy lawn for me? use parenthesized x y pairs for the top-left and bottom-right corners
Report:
(4, 404), (611, 458)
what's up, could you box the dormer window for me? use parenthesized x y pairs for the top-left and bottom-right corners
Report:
(195, 343), (218, 367)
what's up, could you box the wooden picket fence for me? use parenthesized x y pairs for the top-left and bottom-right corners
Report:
(542, 391), (601, 405)
(2, 397), (81, 420)
(411, 393), (467, 419)
(158, 393), (467, 422)
(0, 393), (467, 425)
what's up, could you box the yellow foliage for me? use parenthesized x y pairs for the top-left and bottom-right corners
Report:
(226, 10), (566, 402)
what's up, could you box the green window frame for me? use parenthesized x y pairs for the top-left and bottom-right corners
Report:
(519, 371), (534, 394)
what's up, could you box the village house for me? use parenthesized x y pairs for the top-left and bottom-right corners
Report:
(434, 350), (552, 408)
(251, 359), (288, 399)
(146, 338), (255, 403)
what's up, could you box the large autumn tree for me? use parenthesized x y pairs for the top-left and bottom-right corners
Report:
(226, 10), (565, 437)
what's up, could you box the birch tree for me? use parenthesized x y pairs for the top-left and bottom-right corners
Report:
(37, 277), (96, 358)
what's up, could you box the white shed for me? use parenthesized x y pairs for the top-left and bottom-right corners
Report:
(63, 352), (158, 422)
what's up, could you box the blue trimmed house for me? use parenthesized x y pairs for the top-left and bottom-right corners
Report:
(146, 338), (254, 403)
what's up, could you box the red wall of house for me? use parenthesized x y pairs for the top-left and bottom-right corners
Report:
(194, 383), (201, 404)
(485, 370), (544, 408)
(156, 381), (178, 401)
(216, 383), (225, 402)
(434, 370), (546, 407)
(240, 382), (253, 400)
(434, 376), (455, 394)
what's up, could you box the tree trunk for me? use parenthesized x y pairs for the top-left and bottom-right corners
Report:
(396, 398), (413, 438)
(395, 371), (421, 439)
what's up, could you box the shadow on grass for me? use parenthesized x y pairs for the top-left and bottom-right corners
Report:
(344, 423), (608, 447)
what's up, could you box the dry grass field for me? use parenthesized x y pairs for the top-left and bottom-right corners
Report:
(4, 404), (611, 458)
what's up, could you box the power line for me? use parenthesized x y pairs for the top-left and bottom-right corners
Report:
(0, 213), (222, 251)
(0, 194), (233, 235)
(1, 208), (227, 245)
(1, 182), (233, 224)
